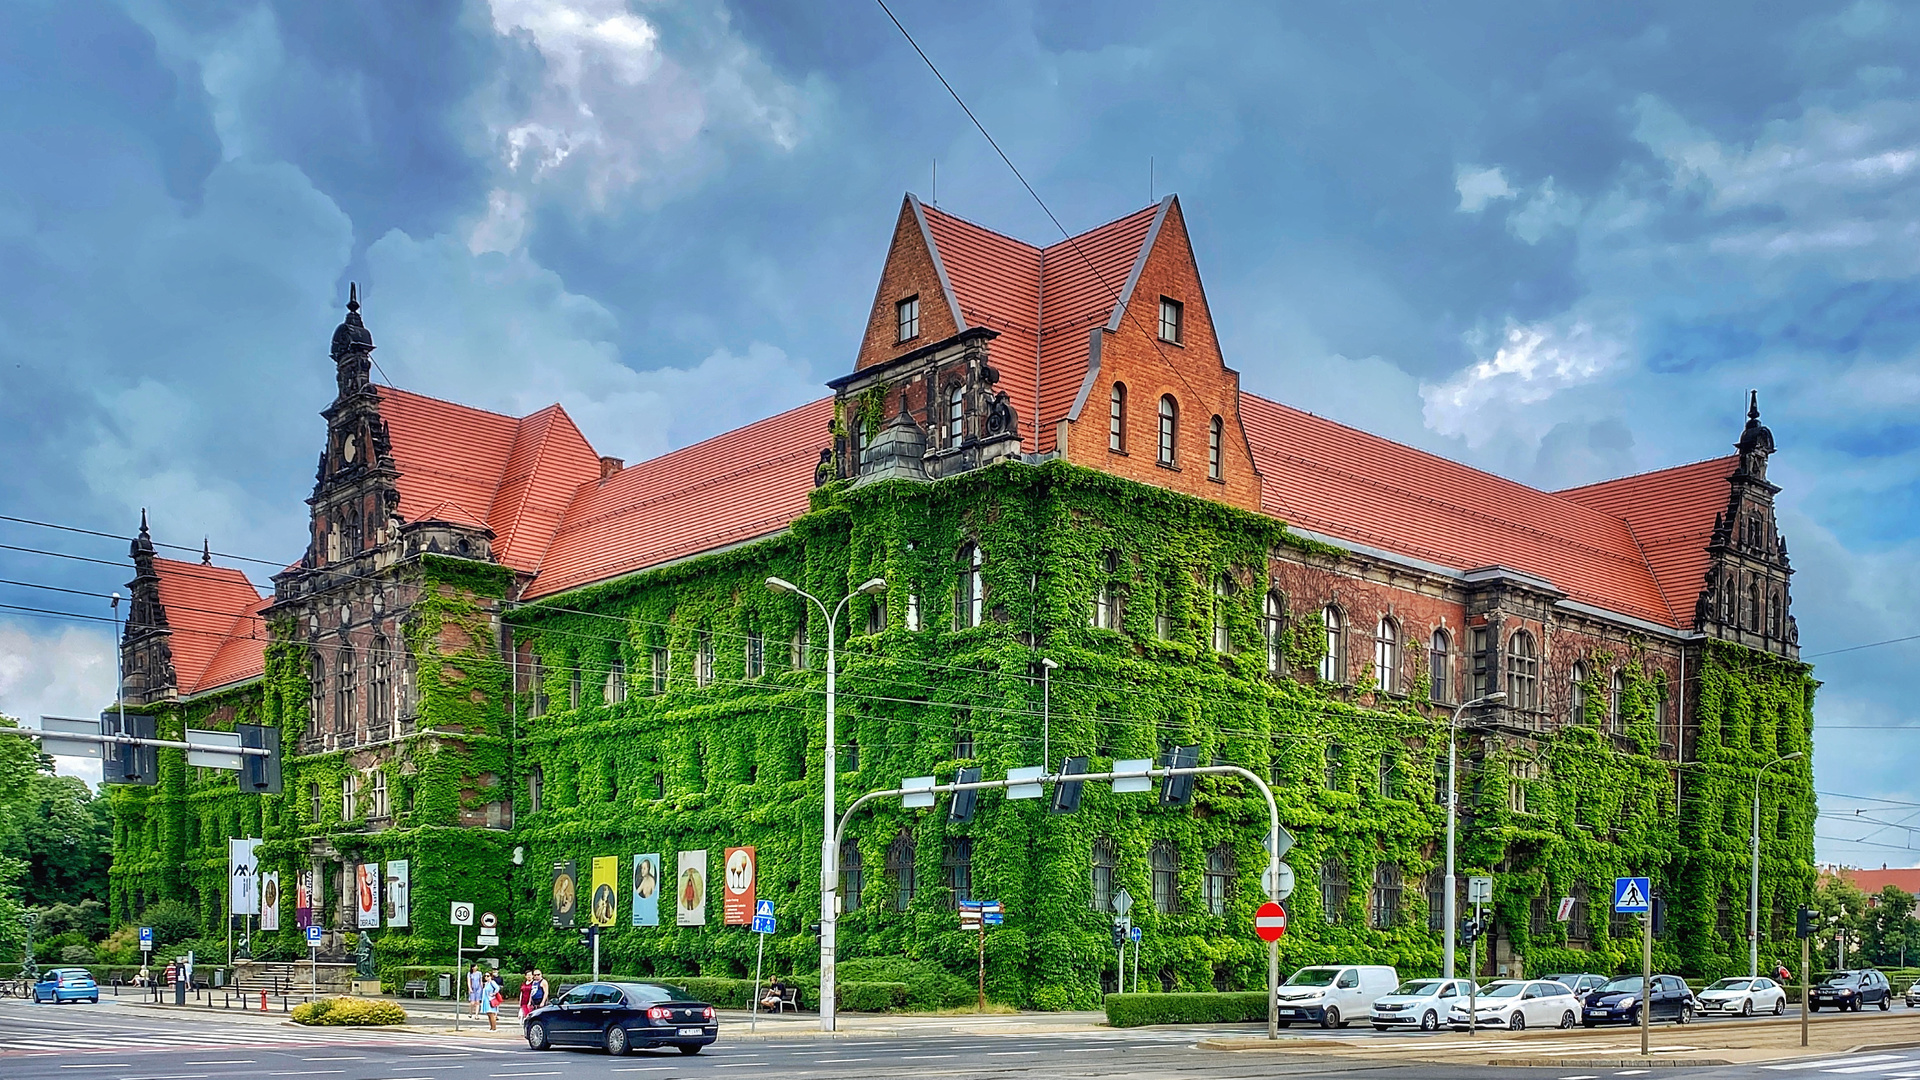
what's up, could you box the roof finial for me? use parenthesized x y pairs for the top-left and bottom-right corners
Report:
(202, 537), (212, 565)
(139, 508), (149, 537)
(1747, 388), (1760, 421)
(348, 281), (360, 314)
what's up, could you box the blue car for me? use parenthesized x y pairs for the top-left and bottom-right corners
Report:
(33, 968), (98, 1004)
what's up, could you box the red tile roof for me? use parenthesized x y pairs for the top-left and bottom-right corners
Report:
(1557, 456), (1739, 627)
(149, 558), (268, 694)
(1833, 867), (1920, 896)
(1239, 393), (1691, 628)
(526, 397), (835, 599)
(918, 202), (1160, 453)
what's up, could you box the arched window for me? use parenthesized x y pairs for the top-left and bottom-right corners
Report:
(1091, 838), (1116, 912)
(1371, 863), (1402, 929)
(1207, 415), (1223, 481)
(1428, 628), (1451, 703)
(1570, 660), (1589, 723)
(335, 646), (356, 736)
(1608, 670), (1626, 734)
(1204, 844), (1233, 916)
(1263, 591), (1286, 674)
(1747, 578), (1762, 630)
(1319, 605), (1346, 683)
(1150, 840), (1179, 913)
(1091, 550), (1120, 629)
(309, 654), (327, 731)
(1720, 571), (1735, 622)
(370, 635), (389, 729)
(1374, 616), (1401, 694)
(1109, 383), (1126, 452)
(840, 838), (863, 913)
(955, 543), (983, 628)
(1157, 395), (1178, 466)
(887, 829), (916, 912)
(943, 837), (972, 907)
(1212, 575), (1233, 653)
(1767, 590), (1783, 637)
(1506, 630), (1539, 711)
(1320, 858), (1348, 924)
(948, 385), (965, 447)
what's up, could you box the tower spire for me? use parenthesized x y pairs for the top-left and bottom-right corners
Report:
(202, 537), (212, 565)
(330, 282), (376, 396)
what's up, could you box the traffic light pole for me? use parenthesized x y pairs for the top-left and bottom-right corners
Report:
(1800, 933), (1810, 1047)
(831, 762), (1287, 1038)
(0, 727), (274, 757)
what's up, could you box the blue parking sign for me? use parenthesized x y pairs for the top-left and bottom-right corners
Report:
(1614, 877), (1651, 913)
(139, 927), (153, 947)
(306, 925), (324, 947)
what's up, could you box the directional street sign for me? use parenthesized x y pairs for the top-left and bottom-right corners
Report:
(1254, 901), (1288, 942)
(451, 901), (475, 927)
(984, 911), (1003, 926)
(1614, 876), (1651, 914)
(1129, 926), (1141, 942)
(305, 925), (323, 947)
(1112, 758), (1154, 794)
(1111, 888), (1134, 916)
(1468, 876), (1494, 904)
(752, 898), (776, 934)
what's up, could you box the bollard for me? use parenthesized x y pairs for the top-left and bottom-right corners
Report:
(260, 990), (267, 1012)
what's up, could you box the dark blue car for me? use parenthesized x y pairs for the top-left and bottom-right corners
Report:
(523, 981), (717, 1056)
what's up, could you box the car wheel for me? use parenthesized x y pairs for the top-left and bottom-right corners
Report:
(1421, 1010), (1438, 1032)
(1742, 999), (1753, 1017)
(1320, 1006), (1340, 1029)
(1774, 997), (1786, 1015)
(1276, 1021), (1291, 1029)
(87, 996), (97, 1004)
(605, 1025), (629, 1056)
(1510, 1012), (1525, 1031)
(1881, 996), (1892, 1012)
(1809, 1003), (1820, 1012)
(678, 1044), (702, 1056)
(1677, 1003), (1694, 1025)
(525, 1022), (550, 1051)
(1560, 1011), (1576, 1029)
(1582, 1020), (1596, 1028)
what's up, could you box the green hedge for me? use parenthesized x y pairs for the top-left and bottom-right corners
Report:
(841, 982), (909, 1012)
(291, 997), (409, 1026)
(836, 957), (974, 1010)
(1105, 991), (1269, 1028)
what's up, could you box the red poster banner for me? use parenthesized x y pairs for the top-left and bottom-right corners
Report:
(722, 847), (756, 926)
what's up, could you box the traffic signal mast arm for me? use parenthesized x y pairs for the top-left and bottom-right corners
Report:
(0, 726), (273, 756)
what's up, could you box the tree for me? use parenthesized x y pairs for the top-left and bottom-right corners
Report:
(0, 772), (112, 908)
(1814, 875), (1871, 970)
(1863, 885), (1920, 968)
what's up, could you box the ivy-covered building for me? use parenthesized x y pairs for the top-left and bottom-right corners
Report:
(107, 195), (1817, 1005)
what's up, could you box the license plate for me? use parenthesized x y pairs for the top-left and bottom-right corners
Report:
(679, 1027), (703, 1036)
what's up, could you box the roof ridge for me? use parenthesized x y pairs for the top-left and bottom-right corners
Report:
(1555, 454), (1738, 495)
(492, 409), (573, 572)
(916, 199), (1042, 252)
(551, 439), (822, 540)
(1617, 518), (1680, 628)
(920, 196), (1160, 254)
(378, 383), (546, 425)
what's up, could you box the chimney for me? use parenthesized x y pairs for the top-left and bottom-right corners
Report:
(599, 456), (624, 482)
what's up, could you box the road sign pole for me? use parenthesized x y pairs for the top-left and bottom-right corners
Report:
(977, 919), (987, 1013)
(1641, 906), (1653, 1057)
(592, 926), (601, 982)
(1800, 934), (1810, 1047)
(1467, 900), (1480, 1038)
(751, 932), (765, 1033)
(453, 924), (463, 1033)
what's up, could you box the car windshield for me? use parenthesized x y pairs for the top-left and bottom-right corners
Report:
(1392, 980), (1443, 996)
(1601, 977), (1644, 993)
(1284, 968), (1341, 987)
(612, 982), (676, 1004)
(1820, 973), (1859, 987)
(1707, 978), (1755, 991)
(1479, 982), (1525, 999)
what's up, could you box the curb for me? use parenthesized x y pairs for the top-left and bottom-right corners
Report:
(1489, 1060), (1733, 1068)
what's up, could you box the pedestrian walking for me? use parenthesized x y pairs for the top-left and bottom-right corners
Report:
(467, 964), (483, 1018)
(528, 970), (548, 1013)
(518, 968), (532, 1017)
(480, 972), (502, 1032)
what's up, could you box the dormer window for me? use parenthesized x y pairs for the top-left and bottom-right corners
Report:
(1158, 297), (1183, 344)
(897, 295), (920, 342)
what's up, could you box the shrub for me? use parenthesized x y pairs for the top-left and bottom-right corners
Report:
(291, 996), (407, 1026)
(836, 957), (973, 1010)
(840, 981), (909, 1012)
(60, 944), (96, 964)
(681, 977), (754, 1008)
(139, 900), (198, 948)
(1105, 991), (1270, 1028)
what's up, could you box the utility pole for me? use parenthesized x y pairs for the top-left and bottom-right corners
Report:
(1445, 693), (1506, 978)
(1751, 753), (1802, 976)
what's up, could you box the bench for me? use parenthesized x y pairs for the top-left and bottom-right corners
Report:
(775, 986), (800, 1014)
(402, 980), (429, 998)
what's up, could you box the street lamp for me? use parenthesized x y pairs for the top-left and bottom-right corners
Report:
(1039, 658), (1058, 773)
(1443, 691), (1506, 980)
(765, 574), (885, 1033)
(1751, 751), (1804, 976)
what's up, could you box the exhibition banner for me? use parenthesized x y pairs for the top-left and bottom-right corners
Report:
(632, 854), (659, 927)
(591, 856), (618, 927)
(228, 838), (261, 915)
(260, 870), (280, 931)
(722, 847), (756, 926)
(385, 859), (410, 928)
(676, 850), (707, 926)
(551, 860), (577, 927)
(295, 868), (314, 929)
(355, 863), (380, 928)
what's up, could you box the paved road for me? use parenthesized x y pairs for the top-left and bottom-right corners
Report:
(1, 997), (1915, 1080)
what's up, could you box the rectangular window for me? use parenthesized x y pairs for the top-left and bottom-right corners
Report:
(1158, 296), (1183, 343)
(1091, 840), (1115, 913)
(897, 295), (919, 341)
(906, 593), (920, 632)
(1470, 627), (1492, 700)
(955, 725), (974, 760)
(697, 633), (713, 687)
(1108, 383), (1126, 452)
(1377, 753), (1397, 799)
(651, 648), (668, 695)
(1324, 743), (1343, 789)
(791, 627), (808, 670)
(528, 656), (546, 718)
(746, 632), (765, 679)
(369, 771), (389, 819)
(1207, 416), (1222, 481)
(606, 657), (626, 704)
(309, 782), (322, 822)
(341, 774), (358, 820)
(944, 838), (972, 907)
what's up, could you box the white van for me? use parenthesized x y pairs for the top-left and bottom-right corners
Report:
(1274, 964), (1401, 1028)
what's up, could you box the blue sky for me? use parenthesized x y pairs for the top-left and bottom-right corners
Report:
(0, 0), (1916, 866)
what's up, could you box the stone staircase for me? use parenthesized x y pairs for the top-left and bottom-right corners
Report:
(229, 961), (355, 996)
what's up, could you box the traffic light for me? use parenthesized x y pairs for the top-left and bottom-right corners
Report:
(1461, 916), (1482, 945)
(1051, 756), (1089, 814)
(237, 722), (282, 794)
(104, 712), (158, 786)
(1159, 745), (1199, 805)
(1797, 907), (1815, 939)
(949, 767), (981, 823)
(578, 925), (599, 950)
(1111, 923), (1127, 948)
(1650, 895), (1666, 937)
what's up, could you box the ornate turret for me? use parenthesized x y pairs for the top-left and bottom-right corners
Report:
(297, 287), (402, 570)
(331, 283), (375, 397)
(121, 510), (177, 704)
(1695, 392), (1796, 658)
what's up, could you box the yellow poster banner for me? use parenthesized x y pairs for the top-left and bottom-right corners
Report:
(591, 856), (619, 928)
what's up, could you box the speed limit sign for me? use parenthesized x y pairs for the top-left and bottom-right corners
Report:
(451, 901), (475, 927)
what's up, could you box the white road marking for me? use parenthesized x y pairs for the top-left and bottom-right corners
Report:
(121, 1075), (211, 1080)
(184, 1062), (255, 1066)
(302, 1057), (368, 1061)
(986, 1050), (1039, 1056)
(486, 1074), (562, 1078)
(898, 1055), (956, 1060)
(1767, 1057), (1907, 1072)
(1615, 1072), (1649, 1076)
(1560, 1075), (1600, 1079)
(57, 1065), (131, 1069)
(1825, 1064), (1920, 1075)
(610, 1069), (677, 1074)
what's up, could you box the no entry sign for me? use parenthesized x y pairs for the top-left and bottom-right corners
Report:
(1255, 901), (1287, 942)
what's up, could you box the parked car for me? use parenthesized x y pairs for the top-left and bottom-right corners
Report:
(1582, 974), (1694, 1026)
(1273, 964), (1399, 1029)
(1905, 979), (1920, 1008)
(32, 968), (98, 1004)
(1448, 979), (1580, 1031)
(1370, 978), (1476, 1031)
(1808, 970), (1892, 1012)
(524, 981), (717, 1055)
(1540, 973), (1608, 997)
(1696, 976), (1788, 1017)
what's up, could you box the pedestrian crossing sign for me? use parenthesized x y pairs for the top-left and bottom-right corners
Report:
(1614, 876), (1651, 913)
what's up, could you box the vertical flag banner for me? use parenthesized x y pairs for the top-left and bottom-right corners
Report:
(551, 860), (577, 927)
(676, 850), (707, 926)
(295, 867), (314, 929)
(385, 859), (410, 928)
(591, 856), (618, 927)
(260, 871), (280, 931)
(723, 847), (756, 926)
(633, 854), (659, 927)
(229, 839), (261, 915)
(356, 863), (380, 928)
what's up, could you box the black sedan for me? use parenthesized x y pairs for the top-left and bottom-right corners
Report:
(524, 981), (718, 1055)
(1809, 970), (1892, 1012)
(1581, 974), (1694, 1027)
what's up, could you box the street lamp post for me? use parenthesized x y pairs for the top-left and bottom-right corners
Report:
(1039, 658), (1058, 772)
(1444, 691), (1506, 980)
(765, 574), (885, 1034)
(1752, 751), (1804, 976)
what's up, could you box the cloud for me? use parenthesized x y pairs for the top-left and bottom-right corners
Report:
(1454, 164), (1515, 212)
(1420, 316), (1630, 447)
(0, 622), (116, 787)
(1508, 177), (1583, 244)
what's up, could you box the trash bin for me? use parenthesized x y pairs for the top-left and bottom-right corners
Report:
(438, 973), (452, 999)
(213, 969), (225, 988)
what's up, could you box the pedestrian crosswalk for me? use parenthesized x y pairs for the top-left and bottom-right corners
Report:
(0, 1017), (492, 1058)
(1763, 1053), (1920, 1075)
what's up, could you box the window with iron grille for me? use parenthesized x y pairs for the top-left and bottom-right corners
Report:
(1151, 840), (1179, 913)
(1321, 858), (1348, 924)
(896, 295), (919, 341)
(1370, 863), (1402, 929)
(1426, 870), (1447, 930)
(944, 837), (972, 907)
(1204, 844), (1233, 916)
(841, 839), (863, 913)
(887, 830), (916, 911)
(1092, 838), (1116, 913)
